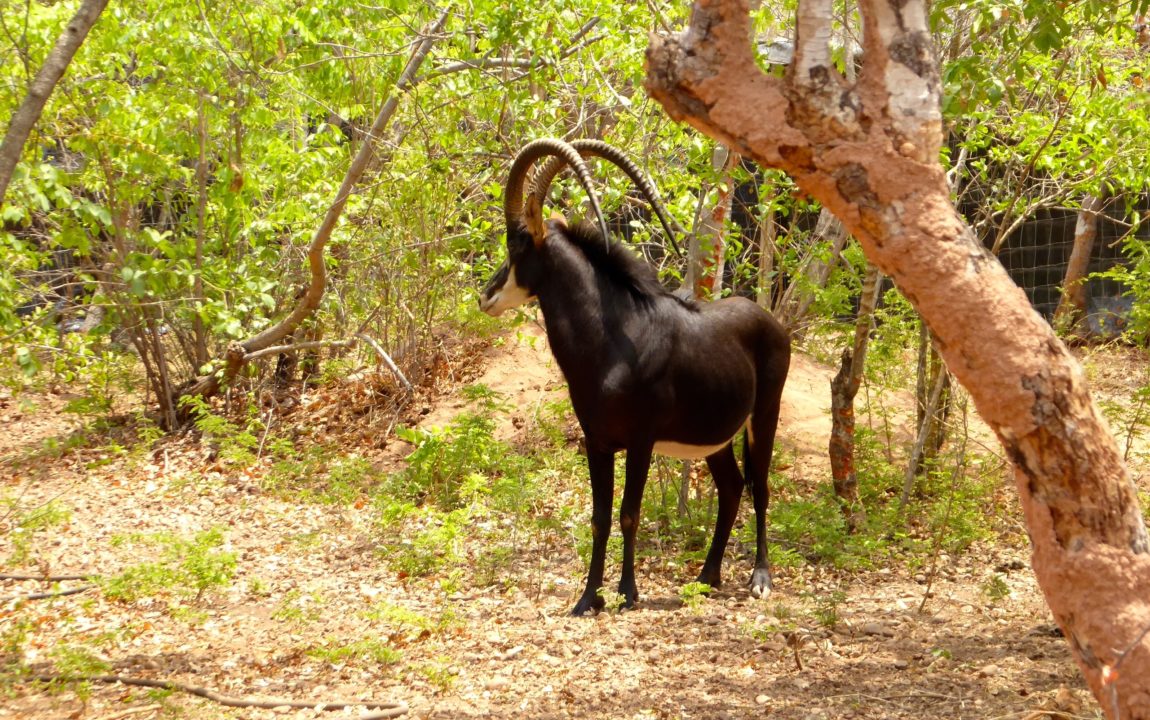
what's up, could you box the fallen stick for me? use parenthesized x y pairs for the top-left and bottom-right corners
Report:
(29, 674), (408, 718)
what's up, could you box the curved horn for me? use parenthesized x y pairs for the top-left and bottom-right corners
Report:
(504, 138), (608, 244)
(529, 140), (685, 255)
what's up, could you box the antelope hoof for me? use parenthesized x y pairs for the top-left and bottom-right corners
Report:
(571, 592), (605, 617)
(749, 569), (773, 600)
(695, 567), (722, 590)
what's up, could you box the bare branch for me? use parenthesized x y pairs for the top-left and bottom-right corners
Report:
(0, 585), (95, 602)
(420, 18), (602, 82)
(242, 338), (356, 362)
(357, 333), (414, 393)
(29, 674), (407, 717)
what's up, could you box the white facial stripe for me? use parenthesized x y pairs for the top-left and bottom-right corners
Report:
(480, 265), (533, 316)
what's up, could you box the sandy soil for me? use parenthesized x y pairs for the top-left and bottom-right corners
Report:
(0, 323), (1117, 720)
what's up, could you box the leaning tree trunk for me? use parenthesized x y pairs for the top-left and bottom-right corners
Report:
(687, 144), (738, 299)
(1054, 194), (1104, 334)
(0, 0), (111, 203)
(647, 1), (1150, 716)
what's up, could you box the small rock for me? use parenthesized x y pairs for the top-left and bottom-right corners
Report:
(893, 659), (909, 669)
(978, 663), (1002, 677)
(861, 622), (895, 637)
(484, 677), (510, 690)
(501, 645), (525, 660)
(755, 695), (770, 705)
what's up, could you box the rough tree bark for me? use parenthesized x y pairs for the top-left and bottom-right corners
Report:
(0, 0), (111, 203)
(647, 1), (1150, 715)
(828, 262), (881, 532)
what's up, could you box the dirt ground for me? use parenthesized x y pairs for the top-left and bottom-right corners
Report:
(0, 322), (1124, 720)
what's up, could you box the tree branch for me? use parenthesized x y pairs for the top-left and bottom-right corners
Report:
(241, 338), (356, 363)
(794, 0), (835, 86)
(239, 9), (448, 355)
(178, 9), (449, 404)
(420, 18), (601, 82)
(0, 573), (93, 581)
(0, 0), (111, 203)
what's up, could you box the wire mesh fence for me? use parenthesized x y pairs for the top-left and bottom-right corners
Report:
(992, 195), (1147, 335)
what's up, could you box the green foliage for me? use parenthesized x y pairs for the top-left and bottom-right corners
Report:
(1097, 230), (1150, 346)
(391, 413), (506, 511)
(102, 527), (236, 603)
(363, 602), (459, 639)
(181, 396), (261, 467)
(1, 497), (71, 567)
(596, 587), (628, 614)
(378, 507), (469, 578)
(416, 657), (458, 692)
(0, 616), (34, 672)
(272, 589), (325, 625)
(811, 589), (847, 629)
(45, 644), (110, 700)
(678, 581), (711, 613)
(983, 573), (1011, 602)
(0, 0), (713, 413)
(307, 638), (402, 666)
(265, 449), (379, 504)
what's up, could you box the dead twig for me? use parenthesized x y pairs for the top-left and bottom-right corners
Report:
(357, 333), (414, 394)
(0, 573), (94, 581)
(1, 585), (96, 602)
(29, 674), (408, 717)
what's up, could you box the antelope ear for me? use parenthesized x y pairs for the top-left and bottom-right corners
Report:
(525, 193), (546, 246)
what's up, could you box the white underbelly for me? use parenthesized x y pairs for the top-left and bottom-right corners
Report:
(653, 439), (732, 459)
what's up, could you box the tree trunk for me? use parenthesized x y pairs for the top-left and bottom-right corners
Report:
(911, 323), (951, 475)
(828, 262), (881, 531)
(755, 180), (778, 308)
(647, 2), (1150, 715)
(0, 0), (110, 203)
(902, 332), (950, 510)
(688, 144), (737, 299)
(192, 94), (210, 370)
(1054, 194), (1104, 334)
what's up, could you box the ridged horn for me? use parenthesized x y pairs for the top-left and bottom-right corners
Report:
(528, 139), (685, 254)
(504, 138), (608, 245)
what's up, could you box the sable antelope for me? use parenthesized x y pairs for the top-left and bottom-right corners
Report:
(480, 139), (790, 614)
